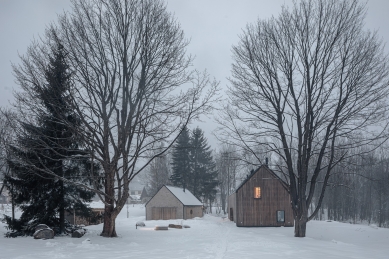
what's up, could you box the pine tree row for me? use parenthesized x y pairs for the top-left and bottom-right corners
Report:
(170, 127), (218, 206)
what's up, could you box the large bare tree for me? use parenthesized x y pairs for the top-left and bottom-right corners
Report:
(55, 0), (218, 237)
(217, 0), (389, 237)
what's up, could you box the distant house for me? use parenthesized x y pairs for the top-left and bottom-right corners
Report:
(0, 193), (8, 205)
(65, 201), (104, 226)
(228, 165), (294, 227)
(0, 183), (10, 205)
(145, 185), (203, 220)
(139, 187), (150, 203)
(129, 181), (147, 202)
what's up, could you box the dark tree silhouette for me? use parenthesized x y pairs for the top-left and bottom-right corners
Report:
(217, 0), (389, 237)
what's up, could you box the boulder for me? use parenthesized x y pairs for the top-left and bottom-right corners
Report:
(35, 224), (49, 232)
(33, 228), (54, 239)
(71, 229), (85, 238)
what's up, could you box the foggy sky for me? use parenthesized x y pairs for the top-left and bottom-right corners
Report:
(1, 0), (389, 146)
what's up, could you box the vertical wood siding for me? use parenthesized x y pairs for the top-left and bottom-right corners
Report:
(151, 207), (177, 220)
(184, 206), (203, 219)
(146, 186), (183, 220)
(236, 167), (294, 227)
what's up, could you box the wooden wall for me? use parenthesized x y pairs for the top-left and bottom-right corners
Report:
(184, 205), (203, 219)
(151, 207), (177, 220)
(227, 193), (236, 222)
(146, 186), (203, 220)
(145, 186), (183, 220)
(236, 166), (294, 227)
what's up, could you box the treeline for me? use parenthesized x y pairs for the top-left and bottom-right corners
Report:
(313, 147), (389, 227)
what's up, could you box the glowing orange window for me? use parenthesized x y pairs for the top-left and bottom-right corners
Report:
(254, 187), (261, 198)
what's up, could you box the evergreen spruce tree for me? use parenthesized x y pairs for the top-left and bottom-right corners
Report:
(4, 40), (96, 236)
(170, 127), (191, 191)
(190, 127), (218, 202)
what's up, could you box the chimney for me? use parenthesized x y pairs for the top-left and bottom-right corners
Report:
(265, 157), (268, 166)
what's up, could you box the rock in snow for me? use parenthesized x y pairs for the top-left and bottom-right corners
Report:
(71, 229), (85, 238)
(35, 224), (49, 232)
(33, 228), (54, 240)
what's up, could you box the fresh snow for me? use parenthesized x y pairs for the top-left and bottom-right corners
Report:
(88, 201), (104, 209)
(0, 205), (388, 259)
(165, 185), (202, 206)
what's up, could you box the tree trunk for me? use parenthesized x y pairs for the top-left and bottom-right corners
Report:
(295, 218), (307, 237)
(101, 208), (117, 237)
(294, 199), (308, 237)
(101, 172), (118, 237)
(59, 179), (65, 234)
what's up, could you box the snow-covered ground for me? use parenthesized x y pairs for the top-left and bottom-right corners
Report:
(1, 204), (388, 259)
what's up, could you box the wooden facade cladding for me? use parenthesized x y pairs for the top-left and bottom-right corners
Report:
(145, 186), (203, 220)
(228, 166), (294, 227)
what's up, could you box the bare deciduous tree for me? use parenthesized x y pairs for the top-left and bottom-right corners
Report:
(215, 144), (239, 214)
(217, 0), (389, 237)
(56, 0), (218, 237)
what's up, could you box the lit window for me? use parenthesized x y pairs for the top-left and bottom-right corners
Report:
(254, 187), (261, 198)
(277, 210), (285, 222)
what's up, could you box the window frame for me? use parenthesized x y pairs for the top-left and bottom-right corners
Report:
(254, 187), (261, 199)
(276, 210), (285, 223)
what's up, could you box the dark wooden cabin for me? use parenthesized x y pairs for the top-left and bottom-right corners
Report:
(228, 165), (294, 227)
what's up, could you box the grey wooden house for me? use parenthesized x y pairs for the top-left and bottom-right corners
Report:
(145, 185), (203, 220)
(228, 165), (294, 227)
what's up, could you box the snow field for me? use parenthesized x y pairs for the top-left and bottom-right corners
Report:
(0, 204), (388, 259)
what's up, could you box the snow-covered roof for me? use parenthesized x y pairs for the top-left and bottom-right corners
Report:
(165, 185), (202, 206)
(130, 194), (141, 200)
(88, 201), (105, 209)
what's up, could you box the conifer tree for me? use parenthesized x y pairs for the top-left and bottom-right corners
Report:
(4, 39), (96, 235)
(170, 126), (218, 205)
(170, 127), (191, 191)
(190, 127), (218, 202)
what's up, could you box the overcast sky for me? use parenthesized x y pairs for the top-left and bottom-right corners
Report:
(1, 0), (389, 147)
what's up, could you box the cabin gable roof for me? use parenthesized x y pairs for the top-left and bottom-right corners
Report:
(235, 165), (286, 193)
(145, 185), (202, 207)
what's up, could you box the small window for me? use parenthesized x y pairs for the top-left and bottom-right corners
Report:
(254, 187), (261, 198)
(277, 210), (285, 222)
(190, 209), (193, 215)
